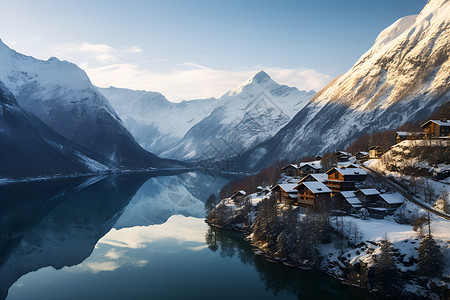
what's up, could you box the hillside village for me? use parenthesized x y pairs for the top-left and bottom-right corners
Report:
(207, 119), (450, 298)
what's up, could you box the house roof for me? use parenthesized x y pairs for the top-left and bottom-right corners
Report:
(396, 131), (423, 137)
(421, 119), (450, 128)
(271, 183), (298, 194)
(340, 191), (363, 207)
(299, 173), (328, 183)
(368, 146), (382, 150)
(231, 190), (246, 198)
(295, 181), (331, 194)
(356, 151), (369, 156)
(355, 188), (380, 196)
(299, 162), (322, 170)
(379, 193), (404, 204)
(282, 164), (298, 170)
(326, 167), (367, 176)
(335, 151), (351, 157)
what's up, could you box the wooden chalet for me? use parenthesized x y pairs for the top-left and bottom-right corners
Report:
(335, 151), (352, 162)
(294, 181), (331, 208)
(230, 190), (246, 204)
(377, 193), (404, 209)
(354, 188), (380, 206)
(325, 167), (368, 192)
(256, 186), (270, 196)
(368, 146), (382, 158)
(298, 162), (322, 176)
(336, 191), (363, 213)
(282, 164), (299, 177)
(271, 184), (298, 205)
(315, 155), (323, 161)
(355, 151), (369, 162)
(298, 173), (328, 183)
(422, 119), (450, 138)
(396, 131), (423, 144)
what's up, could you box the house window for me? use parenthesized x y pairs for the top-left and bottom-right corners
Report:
(335, 172), (339, 179)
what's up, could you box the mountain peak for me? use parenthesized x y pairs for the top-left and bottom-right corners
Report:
(251, 70), (271, 83)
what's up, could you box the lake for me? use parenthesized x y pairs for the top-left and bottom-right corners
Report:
(0, 171), (368, 299)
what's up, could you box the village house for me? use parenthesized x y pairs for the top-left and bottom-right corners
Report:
(422, 119), (450, 138)
(335, 151), (352, 162)
(354, 188), (380, 206)
(396, 131), (423, 144)
(256, 186), (270, 196)
(335, 191), (363, 213)
(377, 193), (404, 209)
(368, 146), (383, 158)
(271, 184), (298, 205)
(230, 190), (246, 204)
(315, 155), (323, 161)
(298, 162), (322, 176)
(282, 164), (299, 177)
(298, 173), (328, 183)
(355, 151), (369, 162)
(325, 167), (368, 192)
(294, 181), (331, 209)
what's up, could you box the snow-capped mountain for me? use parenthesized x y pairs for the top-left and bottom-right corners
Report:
(0, 81), (111, 178)
(237, 0), (450, 171)
(0, 40), (178, 170)
(161, 71), (315, 160)
(99, 87), (217, 156)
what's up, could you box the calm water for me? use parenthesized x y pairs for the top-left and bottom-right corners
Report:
(0, 171), (368, 300)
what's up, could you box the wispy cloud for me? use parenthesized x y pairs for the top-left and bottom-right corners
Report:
(52, 41), (331, 102)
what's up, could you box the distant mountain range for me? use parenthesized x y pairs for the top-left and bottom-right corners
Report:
(0, 39), (180, 179)
(234, 0), (450, 170)
(100, 71), (315, 161)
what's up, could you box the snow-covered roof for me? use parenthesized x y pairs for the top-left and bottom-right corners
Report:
(271, 183), (298, 194)
(396, 131), (422, 136)
(299, 173), (328, 183)
(327, 167), (367, 176)
(282, 164), (298, 170)
(356, 151), (369, 156)
(296, 181), (331, 194)
(340, 191), (363, 206)
(299, 162), (322, 170)
(356, 188), (380, 196)
(335, 151), (351, 156)
(422, 119), (450, 127)
(231, 190), (246, 197)
(379, 193), (404, 204)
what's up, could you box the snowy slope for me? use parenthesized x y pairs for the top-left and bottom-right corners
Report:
(0, 40), (177, 170)
(162, 71), (315, 160)
(99, 87), (217, 155)
(238, 0), (450, 170)
(0, 81), (111, 178)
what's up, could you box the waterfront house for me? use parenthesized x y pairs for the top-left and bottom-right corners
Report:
(325, 167), (368, 192)
(271, 184), (298, 205)
(294, 181), (331, 208)
(422, 119), (450, 138)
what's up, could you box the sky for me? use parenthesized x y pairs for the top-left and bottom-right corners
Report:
(0, 0), (427, 101)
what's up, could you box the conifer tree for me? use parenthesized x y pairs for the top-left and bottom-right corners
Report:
(417, 234), (443, 278)
(373, 237), (400, 296)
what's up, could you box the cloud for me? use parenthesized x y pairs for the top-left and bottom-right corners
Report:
(52, 41), (331, 101)
(85, 62), (331, 102)
(53, 42), (142, 65)
(86, 261), (120, 273)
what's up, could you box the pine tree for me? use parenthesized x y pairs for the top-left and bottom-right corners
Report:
(276, 206), (299, 258)
(252, 195), (280, 251)
(417, 234), (443, 277)
(373, 238), (400, 296)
